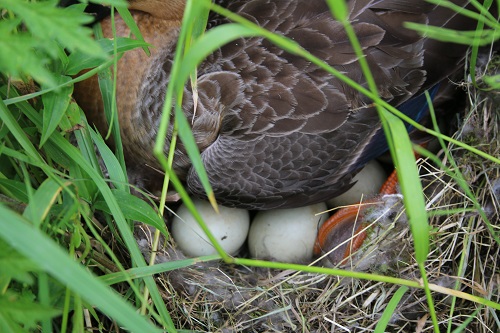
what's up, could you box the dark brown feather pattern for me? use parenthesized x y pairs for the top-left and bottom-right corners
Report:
(74, 0), (479, 209)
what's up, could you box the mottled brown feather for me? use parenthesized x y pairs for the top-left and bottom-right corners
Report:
(74, 0), (478, 209)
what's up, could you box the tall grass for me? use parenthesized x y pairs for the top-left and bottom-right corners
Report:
(0, 0), (498, 332)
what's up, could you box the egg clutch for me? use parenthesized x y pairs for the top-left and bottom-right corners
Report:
(172, 160), (388, 264)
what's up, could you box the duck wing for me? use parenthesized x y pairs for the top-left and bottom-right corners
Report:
(137, 0), (474, 209)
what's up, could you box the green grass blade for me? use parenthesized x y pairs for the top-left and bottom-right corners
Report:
(383, 111), (429, 261)
(0, 204), (161, 333)
(451, 306), (484, 333)
(0, 179), (29, 204)
(66, 37), (149, 75)
(374, 286), (409, 333)
(100, 254), (220, 285)
(1, 90), (177, 331)
(3, 58), (116, 106)
(176, 23), (263, 85)
(326, 0), (430, 263)
(468, 0), (494, 86)
(155, 2), (261, 212)
(22, 178), (68, 228)
(94, 189), (169, 238)
(115, 5), (150, 55)
(48, 127), (178, 331)
(88, 127), (128, 192)
(40, 75), (72, 147)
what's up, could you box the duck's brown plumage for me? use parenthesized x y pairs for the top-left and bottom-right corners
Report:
(74, 0), (478, 209)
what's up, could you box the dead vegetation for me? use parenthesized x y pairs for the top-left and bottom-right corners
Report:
(132, 52), (500, 333)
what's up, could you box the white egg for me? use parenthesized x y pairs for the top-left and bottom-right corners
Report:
(327, 160), (387, 208)
(248, 202), (328, 263)
(172, 199), (250, 257)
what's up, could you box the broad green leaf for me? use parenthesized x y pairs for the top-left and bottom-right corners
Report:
(0, 179), (29, 203)
(94, 190), (168, 238)
(0, 20), (56, 87)
(23, 178), (69, 228)
(41, 76), (73, 146)
(58, 99), (83, 133)
(1, 0), (105, 57)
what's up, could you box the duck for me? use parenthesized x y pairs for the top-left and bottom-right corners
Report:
(73, 0), (479, 211)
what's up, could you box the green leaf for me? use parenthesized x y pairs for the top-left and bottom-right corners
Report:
(66, 38), (150, 75)
(89, 127), (128, 192)
(115, 6), (149, 54)
(94, 190), (169, 238)
(89, 0), (127, 6)
(58, 99), (83, 133)
(483, 73), (500, 89)
(0, 96), (45, 169)
(1, 0), (105, 57)
(382, 110), (429, 263)
(0, 292), (60, 331)
(380, 105), (437, 330)
(0, 0), (110, 87)
(0, 20), (56, 87)
(326, 0), (348, 21)
(0, 311), (24, 333)
(177, 24), (260, 86)
(1, 77), (175, 330)
(405, 23), (500, 46)
(23, 178), (68, 228)
(44, 120), (177, 330)
(41, 76), (73, 146)
(374, 286), (409, 333)
(0, 179), (29, 204)
(100, 255), (220, 285)
(0, 204), (162, 333)
(0, 239), (39, 284)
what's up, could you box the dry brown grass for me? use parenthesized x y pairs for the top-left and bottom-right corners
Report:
(135, 53), (499, 333)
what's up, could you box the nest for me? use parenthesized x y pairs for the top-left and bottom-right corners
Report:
(133, 54), (500, 332)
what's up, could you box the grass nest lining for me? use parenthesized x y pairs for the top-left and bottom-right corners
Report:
(0, 2), (498, 332)
(133, 53), (500, 332)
